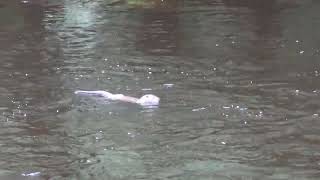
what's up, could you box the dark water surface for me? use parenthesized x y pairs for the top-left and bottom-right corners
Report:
(1, 0), (320, 179)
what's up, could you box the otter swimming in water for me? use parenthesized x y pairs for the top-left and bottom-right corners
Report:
(74, 90), (160, 106)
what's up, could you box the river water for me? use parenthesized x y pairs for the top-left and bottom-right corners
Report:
(0, 0), (320, 179)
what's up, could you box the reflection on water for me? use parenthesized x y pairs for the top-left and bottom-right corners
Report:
(133, 0), (180, 56)
(0, 0), (320, 179)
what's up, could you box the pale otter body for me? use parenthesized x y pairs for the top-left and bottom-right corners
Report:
(74, 90), (160, 106)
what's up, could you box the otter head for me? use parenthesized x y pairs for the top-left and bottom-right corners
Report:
(136, 94), (160, 106)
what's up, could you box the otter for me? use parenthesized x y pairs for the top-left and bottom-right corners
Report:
(74, 90), (160, 106)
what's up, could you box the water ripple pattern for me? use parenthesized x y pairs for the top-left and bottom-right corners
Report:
(0, 0), (320, 179)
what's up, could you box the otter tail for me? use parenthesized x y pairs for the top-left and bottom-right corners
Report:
(74, 90), (113, 98)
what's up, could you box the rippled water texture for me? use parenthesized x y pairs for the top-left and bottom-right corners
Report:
(0, 0), (320, 179)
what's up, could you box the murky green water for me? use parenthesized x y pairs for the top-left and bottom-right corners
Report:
(0, 0), (320, 179)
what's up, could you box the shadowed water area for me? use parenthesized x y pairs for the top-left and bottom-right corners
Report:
(0, 0), (320, 179)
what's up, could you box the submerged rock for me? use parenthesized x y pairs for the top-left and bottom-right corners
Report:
(74, 150), (146, 180)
